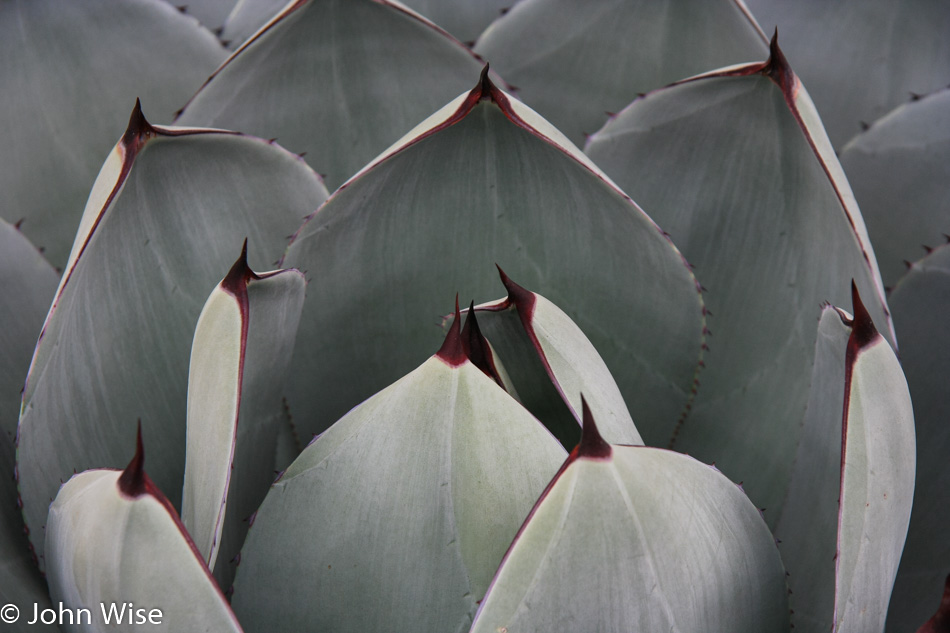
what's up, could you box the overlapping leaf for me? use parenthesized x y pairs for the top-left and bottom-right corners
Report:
(470, 403), (790, 632)
(774, 287), (914, 633)
(743, 0), (950, 148)
(177, 0), (487, 189)
(474, 0), (768, 145)
(886, 244), (950, 632)
(46, 431), (243, 632)
(219, 0), (287, 47)
(281, 69), (704, 445)
(232, 310), (566, 633)
(585, 38), (891, 524)
(181, 246), (305, 592)
(402, 0), (516, 45)
(0, 0), (226, 268)
(840, 88), (950, 288)
(16, 103), (328, 567)
(465, 269), (642, 448)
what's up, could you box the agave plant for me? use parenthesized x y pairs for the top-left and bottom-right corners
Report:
(1, 0), (948, 631)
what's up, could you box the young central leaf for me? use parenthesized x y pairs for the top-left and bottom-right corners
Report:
(282, 70), (704, 448)
(231, 309), (567, 633)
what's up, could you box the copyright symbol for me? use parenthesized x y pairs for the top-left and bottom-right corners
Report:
(0, 604), (19, 623)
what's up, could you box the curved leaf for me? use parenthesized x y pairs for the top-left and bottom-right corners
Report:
(886, 244), (950, 632)
(743, 0), (950, 148)
(585, 37), (890, 524)
(282, 70), (704, 445)
(45, 430), (242, 632)
(181, 245), (305, 591)
(168, 0), (237, 32)
(834, 286), (915, 632)
(177, 0), (487, 189)
(467, 269), (642, 447)
(403, 0), (516, 45)
(470, 403), (790, 633)
(474, 0), (768, 145)
(0, 0), (226, 268)
(840, 88), (950, 288)
(231, 311), (566, 633)
(17, 103), (328, 568)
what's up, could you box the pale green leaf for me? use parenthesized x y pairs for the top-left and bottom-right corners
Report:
(282, 71), (704, 446)
(16, 104), (328, 568)
(177, 0), (487, 189)
(886, 244), (950, 632)
(834, 289), (915, 633)
(45, 435), (242, 632)
(840, 88), (950, 288)
(470, 406), (790, 633)
(474, 0), (768, 145)
(585, 39), (890, 525)
(743, 0), (950, 148)
(181, 247), (305, 592)
(0, 0), (226, 268)
(468, 270), (642, 447)
(772, 306), (849, 632)
(231, 316), (567, 633)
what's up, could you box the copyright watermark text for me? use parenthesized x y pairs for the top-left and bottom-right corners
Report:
(1, 602), (162, 626)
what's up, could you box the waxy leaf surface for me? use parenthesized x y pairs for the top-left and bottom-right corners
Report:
(0, 0), (226, 268)
(401, 0), (516, 44)
(219, 0), (287, 47)
(743, 0), (950, 148)
(886, 245), (950, 632)
(17, 106), (328, 567)
(181, 249), (305, 592)
(177, 0), (486, 189)
(585, 42), (890, 524)
(232, 318), (566, 633)
(840, 88), (950, 288)
(469, 272), (642, 448)
(474, 0), (767, 145)
(46, 440), (242, 632)
(834, 290), (914, 633)
(471, 411), (789, 633)
(282, 73), (704, 445)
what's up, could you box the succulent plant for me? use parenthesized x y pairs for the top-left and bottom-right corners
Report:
(1, 0), (947, 632)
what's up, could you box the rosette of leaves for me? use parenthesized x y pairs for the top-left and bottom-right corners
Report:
(0, 1), (946, 632)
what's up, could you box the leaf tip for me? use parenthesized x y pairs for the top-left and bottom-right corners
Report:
(461, 301), (506, 388)
(117, 421), (147, 497)
(122, 98), (158, 150)
(761, 28), (798, 98)
(496, 266), (536, 316)
(849, 280), (879, 350)
(573, 396), (612, 461)
(436, 296), (467, 366)
(221, 238), (259, 295)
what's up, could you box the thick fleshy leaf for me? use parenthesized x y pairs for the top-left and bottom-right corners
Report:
(474, 0), (768, 145)
(231, 312), (567, 633)
(466, 269), (642, 448)
(282, 70), (704, 446)
(470, 404), (790, 633)
(16, 103), (328, 568)
(772, 306), (850, 632)
(743, 0), (950, 149)
(886, 244), (950, 632)
(181, 246), (305, 592)
(585, 37), (890, 525)
(834, 287), (915, 632)
(45, 432), (242, 632)
(177, 0), (487, 190)
(219, 0), (287, 47)
(840, 88), (950, 288)
(774, 287), (914, 632)
(0, 0), (226, 268)
(0, 220), (57, 626)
